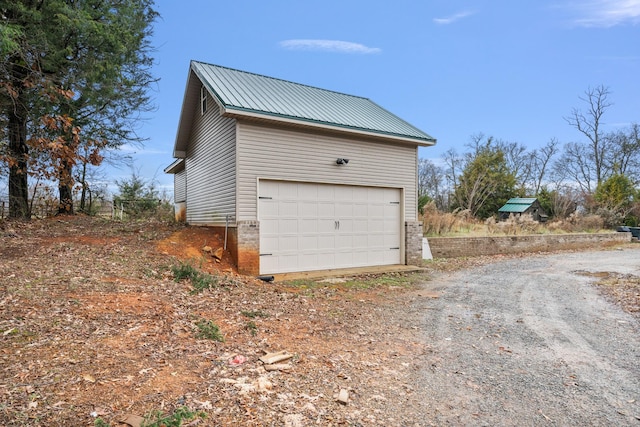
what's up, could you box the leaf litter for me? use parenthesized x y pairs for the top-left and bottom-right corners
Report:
(0, 216), (433, 426)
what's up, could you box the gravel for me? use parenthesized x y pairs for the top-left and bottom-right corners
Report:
(414, 248), (640, 426)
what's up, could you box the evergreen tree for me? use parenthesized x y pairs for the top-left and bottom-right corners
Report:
(0, 0), (157, 217)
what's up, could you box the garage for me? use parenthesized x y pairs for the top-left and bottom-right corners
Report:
(258, 180), (402, 274)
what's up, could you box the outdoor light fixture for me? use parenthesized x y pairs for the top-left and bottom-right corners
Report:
(336, 158), (349, 165)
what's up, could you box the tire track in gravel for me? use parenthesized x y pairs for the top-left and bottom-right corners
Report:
(418, 248), (640, 426)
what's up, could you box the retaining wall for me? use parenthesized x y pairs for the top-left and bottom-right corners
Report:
(427, 232), (633, 258)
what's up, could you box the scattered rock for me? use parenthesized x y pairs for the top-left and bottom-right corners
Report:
(202, 245), (212, 253)
(213, 247), (224, 260)
(260, 350), (293, 365)
(336, 389), (349, 405)
(255, 376), (273, 392)
(118, 414), (145, 427)
(283, 413), (305, 427)
(264, 363), (292, 372)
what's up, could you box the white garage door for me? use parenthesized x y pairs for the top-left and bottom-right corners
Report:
(258, 180), (401, 274)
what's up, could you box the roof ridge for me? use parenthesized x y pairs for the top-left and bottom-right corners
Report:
(192, 60), (370, 102)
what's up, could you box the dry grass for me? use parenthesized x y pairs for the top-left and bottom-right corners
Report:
(423, 203), (609, 237)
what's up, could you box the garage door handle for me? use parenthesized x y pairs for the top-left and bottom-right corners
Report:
(335, 220), (340, 230)
(390, 247), (400, 250)
(260, 253), (273, 256)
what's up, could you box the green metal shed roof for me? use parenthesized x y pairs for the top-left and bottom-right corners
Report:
(498, 198), (538, 213)
(191, 61), (436, 144)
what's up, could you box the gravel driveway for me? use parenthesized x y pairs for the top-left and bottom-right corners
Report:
(417, 248), (640, 426)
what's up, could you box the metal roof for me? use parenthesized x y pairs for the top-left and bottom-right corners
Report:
(498, 198), (539, 213)
(190, 61), (436, 145)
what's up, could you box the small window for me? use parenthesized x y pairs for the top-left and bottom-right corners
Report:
(200, 86), (207, 115)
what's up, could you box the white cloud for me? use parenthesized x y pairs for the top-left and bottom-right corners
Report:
(119, 144), (168, 155)
(279, 39), (381, 54)
(568, 0), (640, 27)
(433, 10), (475, 25)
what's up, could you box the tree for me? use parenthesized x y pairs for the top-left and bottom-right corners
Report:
(418, 158), (447, 211)
(607, 123), (640, 185)
(528, 138), (559, 196)
(0, 0), (158, 217)
(536, 185), (579, 219)
(594, 172), (638, 226)
(563, 85), (612, 191)
(450, 136), (518, 219)
(114, 171), (159, 218)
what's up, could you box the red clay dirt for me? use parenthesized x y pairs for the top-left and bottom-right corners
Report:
(0, 216), (429, 426)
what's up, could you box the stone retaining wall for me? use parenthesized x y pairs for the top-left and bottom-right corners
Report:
(427, 232), (632, 258)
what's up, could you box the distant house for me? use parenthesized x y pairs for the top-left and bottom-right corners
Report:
(165, 61), (436, 275)
(498, 198), (547, 222)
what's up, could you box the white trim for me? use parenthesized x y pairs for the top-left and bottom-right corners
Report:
(200, 85), (208, 115)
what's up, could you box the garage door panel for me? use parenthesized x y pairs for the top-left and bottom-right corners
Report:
(278, 182), (299, 199)
(259, 181), (401, 274)
(279, 219), (298, 233)
(336, 234), (353, 249)
(317, 185), (334, 200)
(300, 202), (318, 217)
(337, 219), (353, 232)
(353, 203), (368, 216)
(260, 235), (279, 253)
(353, 219), (368, 232)
(317, 202), (335, 217)
(385, 249), (401, 264)
(260, 256), (279, 274)
(300, 218), (318, 233)
(318, 219), (336, 233)
(368, 234), (385, 247)
(279, 235), (298, 251)
(280, 201), (298, 216)
(368, 204), (384, 217)
(260, 201), (279, 217)
(299, 235), (318, 250)
(335, 251), (354, 267)
(299, 253), (319, 270)
(317, 234), (335, 250)
(335, 203), (354, 217)
(385, 233), (401, 247)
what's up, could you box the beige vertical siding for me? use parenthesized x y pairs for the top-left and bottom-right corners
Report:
(185, 99), (237, 225)
(174, 170), (186, 203)
(236, 122), (418, 221)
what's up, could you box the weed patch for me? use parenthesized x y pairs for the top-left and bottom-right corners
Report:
(94, 405), (205, 427)
(171, 261), (218, 293)
(245, 321), (258, 336)
(241, 310), (270, 319)
(195, 319), (225, 342)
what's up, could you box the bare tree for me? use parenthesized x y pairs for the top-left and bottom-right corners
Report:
(607, 123), (640, 184)
(550, 185), (580, 218)
(564, 85), (613, 187)
(496, 139), (532, 191)
(529, 138), (559, 195)
(418, 158), (447, 210)
(555, 142), (594, 194)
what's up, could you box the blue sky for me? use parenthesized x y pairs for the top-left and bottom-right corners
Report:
(124, 0), (640, 197)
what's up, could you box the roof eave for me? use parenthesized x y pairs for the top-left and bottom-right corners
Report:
(164, 158), (185, 174)
(222, 107), (437, 147)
